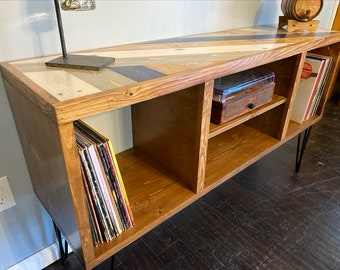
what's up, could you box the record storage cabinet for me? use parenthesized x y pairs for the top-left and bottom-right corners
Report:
(1, 25), (340, 269)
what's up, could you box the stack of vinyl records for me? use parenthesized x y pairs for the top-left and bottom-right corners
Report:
(74, 120), (134, 246)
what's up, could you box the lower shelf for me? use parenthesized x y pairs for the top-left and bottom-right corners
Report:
(91, 148), (196, 264)
(86, 117), (321, 267)
(205, 124), (279, 190)
(286, 116), (320, 139)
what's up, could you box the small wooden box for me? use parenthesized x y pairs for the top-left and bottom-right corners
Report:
(211, 83), (275, 124)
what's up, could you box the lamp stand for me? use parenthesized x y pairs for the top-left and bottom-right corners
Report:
(45, 0), (114, 71)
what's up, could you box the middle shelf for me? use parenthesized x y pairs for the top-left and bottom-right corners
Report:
(209, 94), (287, 138)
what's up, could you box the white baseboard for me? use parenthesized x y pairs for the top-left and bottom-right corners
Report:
(8, 242), (61, 270)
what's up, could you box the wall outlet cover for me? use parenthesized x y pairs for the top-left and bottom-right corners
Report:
(0, 176), (16, 212)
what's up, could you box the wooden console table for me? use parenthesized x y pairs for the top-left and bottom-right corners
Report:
(1, 25), (340, 269)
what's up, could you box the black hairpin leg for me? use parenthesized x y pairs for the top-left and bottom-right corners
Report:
(110, 255), (115, 269)
(295, 126), (312, 173)
(53, 221), (69, 265)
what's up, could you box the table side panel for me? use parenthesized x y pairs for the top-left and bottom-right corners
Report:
(2, 78), (92, 265)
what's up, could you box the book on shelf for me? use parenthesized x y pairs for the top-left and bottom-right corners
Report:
(74, 120), (134, 246)
(213, 67), (275, 103)
(291, 53), (333, 123)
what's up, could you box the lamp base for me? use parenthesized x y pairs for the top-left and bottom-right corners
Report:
(45, 54), (115, 71)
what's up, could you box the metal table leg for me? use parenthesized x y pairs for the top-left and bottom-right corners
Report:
(53, 221), (69, 265)
(295, 126), (312, 173)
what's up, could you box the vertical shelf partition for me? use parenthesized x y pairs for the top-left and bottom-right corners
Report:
(132, 81), (214, 194)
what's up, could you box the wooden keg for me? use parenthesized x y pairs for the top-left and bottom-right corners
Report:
(281, 0), (323, 22)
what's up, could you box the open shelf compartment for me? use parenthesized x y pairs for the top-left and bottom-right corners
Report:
(205, 124), (279, 190)
(209, 94), (286, 138)
(91, 148), (197, 263)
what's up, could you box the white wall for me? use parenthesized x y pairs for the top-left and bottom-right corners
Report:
(0, 1), (338, 269)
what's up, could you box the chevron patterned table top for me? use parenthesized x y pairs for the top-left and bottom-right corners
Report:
(2, 25), (340, 124)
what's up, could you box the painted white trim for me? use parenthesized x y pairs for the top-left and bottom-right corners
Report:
(7, 242), (60, 270)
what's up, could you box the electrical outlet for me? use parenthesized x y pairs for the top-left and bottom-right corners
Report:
(0, 176), (16, 212)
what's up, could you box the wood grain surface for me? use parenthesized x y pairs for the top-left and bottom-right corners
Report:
(2, 25), (340, 125)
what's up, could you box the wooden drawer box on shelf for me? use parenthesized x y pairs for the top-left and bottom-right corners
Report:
(211, 82), (275, 124)
(211, 67), (276, 125)
(1, 25), (340, 269)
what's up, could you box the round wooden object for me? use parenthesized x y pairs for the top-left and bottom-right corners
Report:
(281, 0), (323, 22)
